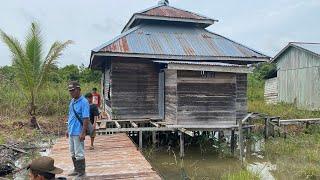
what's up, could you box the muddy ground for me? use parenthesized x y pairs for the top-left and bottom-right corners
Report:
(0, 116), (66, 176)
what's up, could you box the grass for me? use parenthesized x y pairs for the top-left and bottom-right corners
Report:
(0, 116), (66, 143)
(248, 74), (320, 179)
(247, 74), (320, 119)
(264, 126), (320, 179)
(0, 134), (5, 145)
(221, 169), (260, 180)
(249, 100), (320, 119)
(0, 81), (98, 117)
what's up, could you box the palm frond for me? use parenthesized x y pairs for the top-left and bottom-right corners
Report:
(25, 22), (43, 89)
(36, 40), (73, 90)
(0, 30), (33, 94)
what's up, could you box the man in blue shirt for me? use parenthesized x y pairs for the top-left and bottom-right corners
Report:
(65, 81), (90, 178)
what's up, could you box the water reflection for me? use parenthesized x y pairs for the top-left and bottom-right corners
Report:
(145, 147), (243, 179)
(247, 162), (276, 180)
(145, 137), (279, 180)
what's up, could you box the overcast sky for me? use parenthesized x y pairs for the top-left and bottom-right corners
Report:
(0, 0), (319, 67)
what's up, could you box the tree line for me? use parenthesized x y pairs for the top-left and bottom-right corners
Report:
(0, 64), (101, 84)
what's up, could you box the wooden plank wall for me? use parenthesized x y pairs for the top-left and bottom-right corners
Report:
(111, 59), (159, 119)
(176, 71), (237, 125)
(277, 47), (320, 110)
(264, 77), (278, 104)
(104, 67), (112, 117)
(236, 74), (248, 122)
(164, 69), (178, 124)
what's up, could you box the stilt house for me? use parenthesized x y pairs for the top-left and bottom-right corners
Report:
(89, 0), (269, 128)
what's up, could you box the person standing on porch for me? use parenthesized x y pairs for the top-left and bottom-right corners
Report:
(91, 87), (101, 108)
(65, 81), (90, 178)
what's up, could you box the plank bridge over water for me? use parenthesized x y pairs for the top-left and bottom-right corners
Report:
(50, 133), (161, 179)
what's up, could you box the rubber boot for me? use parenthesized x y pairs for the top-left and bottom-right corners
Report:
(68, 156), (79, 176)
(75, 158), (86, 178)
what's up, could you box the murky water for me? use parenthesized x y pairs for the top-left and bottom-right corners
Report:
(145, 148), (243, 179)
(4, 142), (53, 180)
(145, 139), (277, 180)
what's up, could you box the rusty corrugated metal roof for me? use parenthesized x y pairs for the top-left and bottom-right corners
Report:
(121, 4), (217, 33)
(93, 24), (269, 61)
(89, 2), (269, 69)
(143, 5), (207, 20)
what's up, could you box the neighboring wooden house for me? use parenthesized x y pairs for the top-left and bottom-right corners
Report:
(268, 42), (320, 110)
(89, 1), (269, 127)
(264, 77), (278, 104)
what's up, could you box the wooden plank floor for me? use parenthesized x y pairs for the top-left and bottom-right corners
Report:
(50, 133), (161, 179)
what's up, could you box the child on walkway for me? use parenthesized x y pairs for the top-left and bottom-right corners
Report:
(85, 92), (100, 150)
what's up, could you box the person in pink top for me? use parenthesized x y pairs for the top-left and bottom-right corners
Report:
(91, 87), (101, 108)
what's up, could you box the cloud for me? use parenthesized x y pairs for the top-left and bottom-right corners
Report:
(0, 0), (319, 66)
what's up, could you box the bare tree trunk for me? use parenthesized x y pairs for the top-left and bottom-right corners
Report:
(29, 92), (38, 129)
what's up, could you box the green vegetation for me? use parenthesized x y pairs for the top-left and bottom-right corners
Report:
(0, 22), (72, 118)
(221, 169), (260, 180)
(248, 62), (320, 179)
(0, 64), (100, 117)
(264, 126), (320, 179)
(0, 134), (5, 145)
(0, 24), (101, 177)
(0, 22), (101, 119)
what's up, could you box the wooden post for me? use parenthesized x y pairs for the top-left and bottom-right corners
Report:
(231, 129), (236, 155)
(284, 126), (287, 139)
(306, 121), (310, 129)
(239, 118), (244, 165)
(139, 130), (143, 149)
(152, 131), (157, 144)
(264, 117), (269, 139)
(277, 117), (281, 126)
(218, 131), (224, 143)
(114, 121), (121, 128)
(179, 132), (185, 158)
(247, 117), (252, 135)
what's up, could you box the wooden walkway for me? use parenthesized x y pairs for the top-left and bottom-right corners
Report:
(50, 133), (161, 179)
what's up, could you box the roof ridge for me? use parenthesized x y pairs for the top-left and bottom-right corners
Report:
(165, 5), (217, 21)
(272, 42), (320, 63)
(290, 42), (320, 45)
(137, 4), (164, 14)
(139, 4), (217, 21)
(290, 43), (320, 56)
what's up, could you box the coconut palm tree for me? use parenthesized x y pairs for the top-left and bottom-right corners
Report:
(0, 22), (72, 127)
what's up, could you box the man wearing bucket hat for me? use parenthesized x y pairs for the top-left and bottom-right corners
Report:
(28, 156), (65, 180)
(66, 81), (90, 177)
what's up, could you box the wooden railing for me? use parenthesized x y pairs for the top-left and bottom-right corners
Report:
(238, 113), (254, 165)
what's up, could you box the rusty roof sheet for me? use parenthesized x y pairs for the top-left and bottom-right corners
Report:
(121, 4), (217, 33)
(93, 24), (269, 61)
(142, 5), (207, 20)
